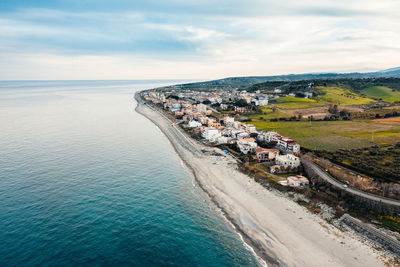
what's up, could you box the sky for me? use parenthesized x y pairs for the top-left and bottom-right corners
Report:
(0, 0), (399, 80)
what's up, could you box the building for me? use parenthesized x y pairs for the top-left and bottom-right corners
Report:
(198, 116), (209, 125)
(255, 148), (279, 162)
(188, 120), (202, 128)
(235, 107), (248, 113)
(220, 103), (229, 110)
(202, 127), (221, 142)
(171, 103), (181, 112)
(223, 116), (235, 126)
(258, 99), (269, 106)
(236, 131), (250, 139)
(196, 103), (207, 113)
(216, 136), (228, 144)
(208, 122), (221, 128)
(233, 121), (242, 129)
(237, 138), (258, 154)
(304, 92), (313, 98)
(257, 131), (278, 143)
(275, 154), (300, 168)
(287, 176), (309, 187)
(245, 124), (257, 133)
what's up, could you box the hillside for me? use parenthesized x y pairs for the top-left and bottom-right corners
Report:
(362, 86), (400, 103)
(246, 77), (400, 104)
(175, 67), (400, 90)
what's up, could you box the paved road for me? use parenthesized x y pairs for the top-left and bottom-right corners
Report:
(303, 159), (400, 207)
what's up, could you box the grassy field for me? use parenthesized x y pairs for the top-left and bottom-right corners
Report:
(269, 88), (375, 110)
(271, 96), (325, 109)
(246, 119), (400, 151)
(248, 107), (291, 120)
(316, 86), (374, 105)
(361, 86), (400, 103)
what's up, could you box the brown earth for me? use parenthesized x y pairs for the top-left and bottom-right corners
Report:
(281, 105), (364, 119)
(374, 117), (400, 124)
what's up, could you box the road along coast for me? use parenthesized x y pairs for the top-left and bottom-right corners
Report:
(135, 93), (386, 266)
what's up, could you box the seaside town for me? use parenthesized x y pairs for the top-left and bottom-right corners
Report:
(139, 87), (400, 263)
(142, 88), (309, 188)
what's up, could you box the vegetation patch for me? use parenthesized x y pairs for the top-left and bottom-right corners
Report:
(246, 119), (400, 150)
(315, 143), (400, 183)
(316, 86), (374, 105)
(362, 86), (400, 103)
(272, 96), (325, 109)
(297, 135), (373, 151)
(247, 107), (291, 120)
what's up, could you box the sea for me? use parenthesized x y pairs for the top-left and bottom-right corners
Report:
(0, 80), (259, 266)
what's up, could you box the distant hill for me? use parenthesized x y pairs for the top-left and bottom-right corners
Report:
(378, 67), (400, 73)
(246, 77), (400, 103)
(176, 67), (400, 90)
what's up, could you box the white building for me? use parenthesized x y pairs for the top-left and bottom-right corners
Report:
(188, 120), (202, 128)
(257, 131), (278, 143)
(202, 127), (221, 142)
(258, 99), (269, 106)
(236, 131), (250, 139)
(237, 138), (258, 154)
(245, 124), (257, 133)
(198, 116), (209, 125)
(196, 104), (207, 114)
(216, 136), (228, 144)
(170, 103), (181, 112)
(233, 121), (242, 129)
(255, 148), (279, 162)
(290, 144), (301, 154)
(304, 92), (313, 99)
(287, 176), (309, 187)
(277, 137), (301, 154)
(220, 103), (229, 110)
(275, 154), (300, 168)
(223, 116), (235, 126)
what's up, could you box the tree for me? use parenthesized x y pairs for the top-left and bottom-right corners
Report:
(297, 113), (302, 120)
(234, 99), (249, 107)
(328, 104), (338, 114)
(168, 95), (179, 100)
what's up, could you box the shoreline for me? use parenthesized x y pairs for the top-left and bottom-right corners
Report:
(134, 94), (275, 265)
(135, 93), (386, 266)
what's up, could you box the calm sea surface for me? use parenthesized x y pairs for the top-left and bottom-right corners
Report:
(0, 81), (258, 266)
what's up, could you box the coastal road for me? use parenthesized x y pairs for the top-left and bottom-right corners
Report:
(302, 159), (400, 208)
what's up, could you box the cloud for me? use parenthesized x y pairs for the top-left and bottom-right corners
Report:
(0, 1), (399, 79)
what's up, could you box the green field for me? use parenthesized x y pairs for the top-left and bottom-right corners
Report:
(269, 88), (375, 109)
(246, 119), (400, 151)
(362, 86), (400, 103)
(316, 86), (374, 105)
(271, 96), (325, 109)
(248, 107), (290, 120)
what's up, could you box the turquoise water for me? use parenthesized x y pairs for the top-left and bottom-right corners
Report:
(0, 81), (259, 266)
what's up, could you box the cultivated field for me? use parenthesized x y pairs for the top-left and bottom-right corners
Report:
(362, 86), (400, 103)
(271, 96), (325, 109)
(247, 119), (400, 151)
(374, 117), (400, 124)
(316, 86), (374, 105)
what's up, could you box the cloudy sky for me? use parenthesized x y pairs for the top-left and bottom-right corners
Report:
(0, 0), (399, 80)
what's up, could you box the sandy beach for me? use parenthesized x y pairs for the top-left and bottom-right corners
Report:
(136, 99), (386, 266)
